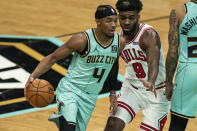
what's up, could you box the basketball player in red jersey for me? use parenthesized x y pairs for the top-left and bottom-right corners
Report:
(104, 0), (170, 131)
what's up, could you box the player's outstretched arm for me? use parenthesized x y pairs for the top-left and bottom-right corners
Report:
(139, 29), (161, 98)
(105, 59), (119, 114)
(25, 33), (87, 89)
(165, 8), (180, 101)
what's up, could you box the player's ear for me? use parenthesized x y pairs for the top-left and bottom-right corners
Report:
(95, 19), (101, 25)
(138, 14), (140, 19)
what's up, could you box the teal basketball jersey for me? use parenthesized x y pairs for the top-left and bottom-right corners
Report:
(63, 29), (119, 94)
(171, 1), (197, 118)
(179, 1), (197, 63)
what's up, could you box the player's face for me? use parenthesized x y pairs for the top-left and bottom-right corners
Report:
(98, 15), (118, 37)
(118, 11), (140, 35)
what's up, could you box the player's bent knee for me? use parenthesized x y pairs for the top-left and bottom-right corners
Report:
(59, 116), (76, 131)
(104, 117), (125, 131)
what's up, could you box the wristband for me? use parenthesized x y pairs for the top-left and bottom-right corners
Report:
(109, 93), (116, 97)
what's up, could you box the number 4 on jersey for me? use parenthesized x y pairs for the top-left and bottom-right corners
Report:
(93, 68), (106, 83)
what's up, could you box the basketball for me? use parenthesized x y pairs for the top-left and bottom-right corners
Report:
(25, 79), (55, 108)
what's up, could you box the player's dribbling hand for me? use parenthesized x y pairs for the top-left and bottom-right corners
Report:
(24, 75), (35, 97)
(164, 82), (173, 101)
(109, 94), (118, 115)
(139, 79), (157, 98)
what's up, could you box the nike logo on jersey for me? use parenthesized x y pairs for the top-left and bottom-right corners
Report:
(133, 42), (139, 45)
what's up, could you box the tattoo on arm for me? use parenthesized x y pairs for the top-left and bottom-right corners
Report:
(166, 9), (179, 83)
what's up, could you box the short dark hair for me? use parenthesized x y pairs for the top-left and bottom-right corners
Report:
(116, 0), (143, 12)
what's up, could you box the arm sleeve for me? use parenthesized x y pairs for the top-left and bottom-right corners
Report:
(105, 58), (119, 91)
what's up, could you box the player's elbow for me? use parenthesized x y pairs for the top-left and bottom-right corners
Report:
(46, 53), (58, 65)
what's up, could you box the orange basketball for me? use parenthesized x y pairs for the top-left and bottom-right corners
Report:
(25, 79), (55, 108)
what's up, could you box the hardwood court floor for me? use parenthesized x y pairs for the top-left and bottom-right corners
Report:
(0, 0), (196, 131)
(1, 98), (197, 131)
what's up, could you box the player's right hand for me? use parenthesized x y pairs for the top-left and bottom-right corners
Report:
(109, 94), (118, 115)
(24, 75), (35, 97)
(139, 79), (157, 98)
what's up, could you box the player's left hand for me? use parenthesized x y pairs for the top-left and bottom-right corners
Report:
(164, 82), (173, 101)
(24, 75), (35, 97)
(109, 94), (118, 115)
(139, 79), (157, 98)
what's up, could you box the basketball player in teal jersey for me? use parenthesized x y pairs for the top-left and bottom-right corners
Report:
(165, 0), (197, 130)
(25, 5), (125, 131)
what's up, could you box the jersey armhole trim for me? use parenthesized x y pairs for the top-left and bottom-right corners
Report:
(184, 3), (187, 13)
(138, 27), (154, 51)
(80, 32), (90, 58)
